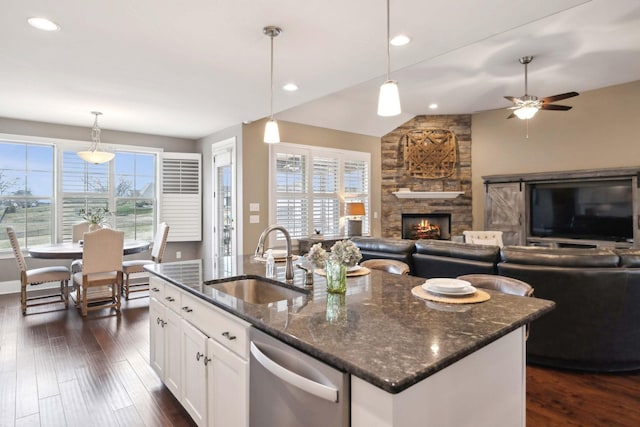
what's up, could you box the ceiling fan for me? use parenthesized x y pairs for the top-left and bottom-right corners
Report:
(505, 56), (579, 120)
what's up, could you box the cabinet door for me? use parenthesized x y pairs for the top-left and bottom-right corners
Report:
(181, 319), (208, 427)
(164, 308), (182, 399)
(485, 182), (525, 245)
(207, 337), (249, 427)
(149, 298), (165, 378)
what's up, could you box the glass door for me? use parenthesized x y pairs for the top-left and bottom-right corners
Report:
(212, 142), (236, 260)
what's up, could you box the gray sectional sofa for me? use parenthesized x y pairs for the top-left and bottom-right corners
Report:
(350, 237), (640, 372)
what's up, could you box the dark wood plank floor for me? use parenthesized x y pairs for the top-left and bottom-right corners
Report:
(1, 292), (638, 426)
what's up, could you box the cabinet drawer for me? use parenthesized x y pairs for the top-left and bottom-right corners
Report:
(163, 284), (182, 314)
(181, 291), (249, 360)
(149, 276), (165, 300)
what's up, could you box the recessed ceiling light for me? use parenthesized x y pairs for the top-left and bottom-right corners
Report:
(429, 103), (438, 109)
(390, 35), (411, 46)
(283, 83), (299, 92)
(27, 17), (60, 32)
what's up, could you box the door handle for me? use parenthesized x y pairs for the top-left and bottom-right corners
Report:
(222, 331), (237, 340)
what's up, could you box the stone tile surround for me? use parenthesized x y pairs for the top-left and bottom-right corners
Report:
(381, 114), (472, 238)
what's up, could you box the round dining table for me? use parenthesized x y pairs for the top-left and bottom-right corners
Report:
(28, 240), (151, 259)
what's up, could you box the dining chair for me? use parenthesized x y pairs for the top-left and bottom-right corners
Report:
(73, 228), (124, 316)
(6, 226), (70, 315)
(122, 222), (169, 300)
(71, 221), (91, 273)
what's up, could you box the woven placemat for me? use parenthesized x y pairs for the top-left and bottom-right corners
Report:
(411, 285), (490, 304)
(315, 266), (371, 277)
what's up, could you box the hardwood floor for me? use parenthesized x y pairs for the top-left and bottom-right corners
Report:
(0, 292), (195, 427)
(1, 291), (638, 426)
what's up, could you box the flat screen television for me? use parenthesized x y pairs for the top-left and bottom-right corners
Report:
(530, 180), (633, 242)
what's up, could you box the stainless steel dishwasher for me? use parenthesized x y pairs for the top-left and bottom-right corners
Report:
(249, 327), (349, 427)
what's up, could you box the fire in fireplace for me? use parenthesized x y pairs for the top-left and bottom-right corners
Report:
(402, 213), (451, 240)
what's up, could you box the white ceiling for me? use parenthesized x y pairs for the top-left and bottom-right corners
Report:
(1, 0), (639, 140)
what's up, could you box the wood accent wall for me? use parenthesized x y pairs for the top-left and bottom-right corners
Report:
(381, 115), (472, 239)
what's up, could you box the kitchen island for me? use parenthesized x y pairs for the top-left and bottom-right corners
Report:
(146, 256), (554, 426)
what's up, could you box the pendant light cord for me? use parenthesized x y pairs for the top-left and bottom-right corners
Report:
(386, 0), (391, 80)
(269, 34), (274, 120)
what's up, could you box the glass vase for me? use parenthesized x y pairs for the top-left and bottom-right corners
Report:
(325, 260), (347, 294)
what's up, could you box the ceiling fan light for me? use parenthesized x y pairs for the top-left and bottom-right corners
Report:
(514, 105), (538, 120)
(377, 80), (401, 117)
(264, 118), (280, 143)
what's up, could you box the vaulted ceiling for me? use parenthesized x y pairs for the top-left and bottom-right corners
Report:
(1, 0), (639, 139)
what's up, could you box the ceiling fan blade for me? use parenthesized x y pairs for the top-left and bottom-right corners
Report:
(506, 112), (516, 119)
(504, 96), (518, 103)
(540, 104), (572, 111)
(540, 91), (579, 103)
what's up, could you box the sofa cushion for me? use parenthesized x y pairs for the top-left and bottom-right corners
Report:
(614, 248), (640, 267)
(500, 246), (619, 268)
(414, 239), (500, 262)
(350, 237), (416, 274)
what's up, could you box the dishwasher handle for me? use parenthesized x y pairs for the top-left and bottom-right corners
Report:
(250, 341), (339, 403)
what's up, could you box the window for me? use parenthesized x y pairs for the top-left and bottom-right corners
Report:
(0, 135), (161, 253)
(60, 150), (157, 241)
(270, 144), (370, 240)
(0, 142), (54, 250)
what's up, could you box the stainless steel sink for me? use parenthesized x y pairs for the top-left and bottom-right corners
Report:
(206, 278), (307, 304)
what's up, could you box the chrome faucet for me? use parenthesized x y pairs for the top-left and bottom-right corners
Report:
(255, 225), (294, 283)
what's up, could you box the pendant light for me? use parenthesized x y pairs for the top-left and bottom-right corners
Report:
(77, 111), (114, 164)
(377, 0), (401, 117)
(263, 26), (282, 143)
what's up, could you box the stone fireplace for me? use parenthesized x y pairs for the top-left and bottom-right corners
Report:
(381, 114), (472, 239)
(402, 213), (451, 240)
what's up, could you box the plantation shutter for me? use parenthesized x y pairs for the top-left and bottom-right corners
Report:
(161, 152), (201, 241)
(344, 158), (370, 234)
(274, 152), (308, 240)
(312, 156), (340, 237)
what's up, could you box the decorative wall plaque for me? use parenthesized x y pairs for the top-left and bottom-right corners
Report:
(402, 128), (457, 178)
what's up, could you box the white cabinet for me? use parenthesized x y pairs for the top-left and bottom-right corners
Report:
(164, 308), (182, 398)
(149, 297), (165, 377)
(149, 276), (249, 427)
(182, 319), (208, 426)
(207, 336), (249, 427)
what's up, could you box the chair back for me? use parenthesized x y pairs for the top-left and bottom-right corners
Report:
(6, 226), (27, 273)
(457, 274), (533, 297)
(462, 230), (504, 247)
(150, 222), (170, 262)
(72, 221), (91, 242)
(82, 228), (124, 274)
(360, 259), (410, 275)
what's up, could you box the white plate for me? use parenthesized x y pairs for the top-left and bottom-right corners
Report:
(347, 265), (361, 272)
(423, 278), (470, 292)
(424, 284), (477, 296)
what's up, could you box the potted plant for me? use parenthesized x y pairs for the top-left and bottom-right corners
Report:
(79, 207), (112, 231)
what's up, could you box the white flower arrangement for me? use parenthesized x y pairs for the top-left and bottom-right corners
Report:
(79, 207), (111, 226)
(329, 239), (362, 267)
(307, 242), (329, 268)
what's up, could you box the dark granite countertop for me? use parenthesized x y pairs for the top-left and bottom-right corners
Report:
(146, 256), (555, 394)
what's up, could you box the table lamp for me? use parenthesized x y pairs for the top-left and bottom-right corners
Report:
(346, 202), (366, 237)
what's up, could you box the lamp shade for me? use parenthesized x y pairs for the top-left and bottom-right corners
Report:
(77, 150), (115, 164)
(514, 105), (538, 120)
(346, 202), (366, 216)
(264, 118), (280, 143)
(377, 80), (401, 116)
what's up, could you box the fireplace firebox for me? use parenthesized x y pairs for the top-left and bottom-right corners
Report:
(402, 213), (451, 240)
